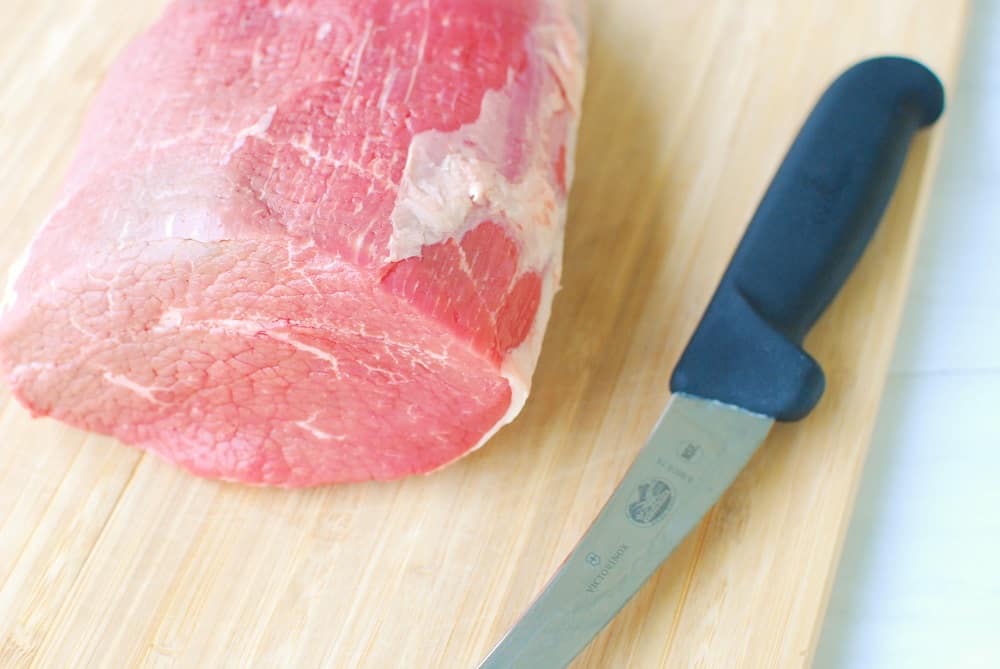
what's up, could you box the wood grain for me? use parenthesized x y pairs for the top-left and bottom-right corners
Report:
(0, 1), (968, 667)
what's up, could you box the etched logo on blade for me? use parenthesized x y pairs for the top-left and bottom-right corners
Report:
(585, 544), (629, 594)
(626, 478), (673, 526)
(679, 441), (702, 463)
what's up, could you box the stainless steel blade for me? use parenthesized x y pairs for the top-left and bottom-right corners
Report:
(478, 393), (774, 669)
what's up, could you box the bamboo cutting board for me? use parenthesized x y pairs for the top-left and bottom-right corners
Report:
(0, 1), (968, 667)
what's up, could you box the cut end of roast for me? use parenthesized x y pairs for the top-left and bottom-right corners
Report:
(0, 238), (528, 486)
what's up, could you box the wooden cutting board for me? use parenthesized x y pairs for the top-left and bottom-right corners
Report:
(0, 1), (968, 667)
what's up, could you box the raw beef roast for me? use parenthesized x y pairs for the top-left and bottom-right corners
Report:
(0, 0), (586, 486)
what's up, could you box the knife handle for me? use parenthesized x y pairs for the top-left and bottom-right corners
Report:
(670, 56), (944, 421)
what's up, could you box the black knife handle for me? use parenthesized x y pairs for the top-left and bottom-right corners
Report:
(670, 56), (944, 421)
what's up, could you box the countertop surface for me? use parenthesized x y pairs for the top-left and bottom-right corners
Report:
(815, 1), (1000, 667)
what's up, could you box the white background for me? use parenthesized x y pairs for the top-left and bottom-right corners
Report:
(814, 1), (1000, 667)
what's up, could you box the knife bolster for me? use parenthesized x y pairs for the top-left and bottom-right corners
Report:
(670, 286), (825, 421)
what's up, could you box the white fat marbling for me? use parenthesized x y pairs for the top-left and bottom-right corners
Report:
(387, 10), (585, 271)
(387, 80), (563, 270)
(222, 105), (277, 165)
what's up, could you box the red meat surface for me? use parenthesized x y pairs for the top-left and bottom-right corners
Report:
(0, 0), (586, 486)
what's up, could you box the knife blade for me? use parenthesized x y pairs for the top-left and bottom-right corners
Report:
(478, 55), (945, 669)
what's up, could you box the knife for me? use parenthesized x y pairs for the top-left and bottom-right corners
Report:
(478, 55), (945, 669)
